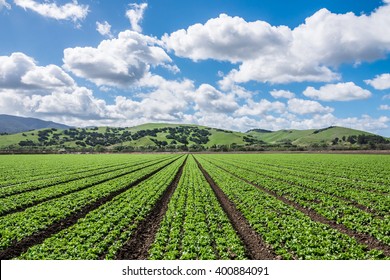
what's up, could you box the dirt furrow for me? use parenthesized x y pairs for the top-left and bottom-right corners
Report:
(194, 158), (279, 260)
(115, 156), (188, 260)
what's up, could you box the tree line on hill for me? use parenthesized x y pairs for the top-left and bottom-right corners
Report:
(0, 125), (389, 153)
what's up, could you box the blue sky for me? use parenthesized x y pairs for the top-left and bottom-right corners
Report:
(0, 0), (390, 136)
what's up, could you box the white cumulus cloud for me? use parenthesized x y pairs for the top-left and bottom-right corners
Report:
(365, 73), (390, 90)
(0, 52), (75, 92)
(63, 31), (173, 88)
(192, 84), (238, 113)
(234, 99), (286, 116)
(270, 89), (295, 99)
(163, 13), (291, 63)
(287, 98), (334, 115)
(0, 52), (108, 122)
(14, 0), (89, 24)
(303, 82), (372, 101)
(379, 104), (390, 110)
(163, 2), (390, 85)
(96, 21), (113, 38)
(126, 2), (147, 33)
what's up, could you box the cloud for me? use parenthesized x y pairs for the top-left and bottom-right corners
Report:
(31, 87), (106, 119)
(0, 0), (11, 10)
(126, 2), (147, 33)
(0, 52), (75, 92)
(101, 73), (199, 122)
(303, 82), (372, 101)
(291, 7), (390, 67)
(0, 52), (35, 89)
(96, 21), (113, 38)
(0, 53), (107, 121)
(14, 0), (89, 24)
(192, 84), (238, 113)
(234, 99), (285, 116)
(379, 105), (390, 110)
(1, 55), (387, 135)
(270, 89), (295, 99)
(218, 76), (254, 99)
(365, 73), (390, 90)
(333, 115), (390, 133)
(163, 2), (390, 84)
(0, 87), (108, 121)
(185, 110), (389, 136)
(63, 31), (173, 88)
(163, 13), (291, 63)
(287, 98), (333, 115)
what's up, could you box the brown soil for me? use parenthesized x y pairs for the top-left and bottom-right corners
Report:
(194, 158), (279, 260)
(1, 157), (174, 217)
(0, 157), (180, 260)
(211, 162), (390, 257)
(114, 156), (187, 260)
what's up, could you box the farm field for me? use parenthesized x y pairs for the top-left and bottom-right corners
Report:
(0, 153), (389, 260)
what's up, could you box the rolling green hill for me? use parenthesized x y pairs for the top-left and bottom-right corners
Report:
(247, 126), (379, 146)
(0, 123), (388, 152)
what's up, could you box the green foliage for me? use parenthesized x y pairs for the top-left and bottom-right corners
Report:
(0, 153), (389, 260)
(19, 157), (185, 259)
(1, 123), (388, 152)
(148, 156), (246, 260)
(195, 154), (390, 259)
(0, 155), (178, 252)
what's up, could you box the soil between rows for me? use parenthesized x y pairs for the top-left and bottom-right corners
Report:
(208, 160), (390, 257)
(114, 156), (188, 260)
(194, 157), (279, 260)
(0, 157), (181, 260)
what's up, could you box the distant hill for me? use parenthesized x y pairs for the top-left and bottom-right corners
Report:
(0, 121), (388, 152)
(0, 115), (70, 134)
(247, 126), (382, 146)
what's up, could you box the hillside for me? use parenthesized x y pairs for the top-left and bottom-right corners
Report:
(0, 114), (70, 134)
(0, 122), (388, 152)
(247, 126), (380, 147)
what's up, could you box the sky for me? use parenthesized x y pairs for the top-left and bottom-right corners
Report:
(0, 1), (390, 136)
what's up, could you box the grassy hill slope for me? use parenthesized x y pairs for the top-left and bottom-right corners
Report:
(248, 126), (376, 146)
(0, 123), (388, 151)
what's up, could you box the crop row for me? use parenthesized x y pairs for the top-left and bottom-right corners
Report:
(230, 154), (390, 187)
(0, 155), (181, 251)
(0, 160), (129, 191)
(224, 156), (389, 216)
(199, 155), (390, 247)
(19, 156), (186, 260)
(0, 156), (176, 215)
(195, 156), (385, 259)
(0, 155), (175, 199)
(227, 155), (389, 194)
(148, 156), (246, 260)
(0, 155), (135, 186)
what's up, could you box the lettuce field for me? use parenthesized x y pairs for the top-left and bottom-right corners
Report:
(0, 153), (389, 260)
